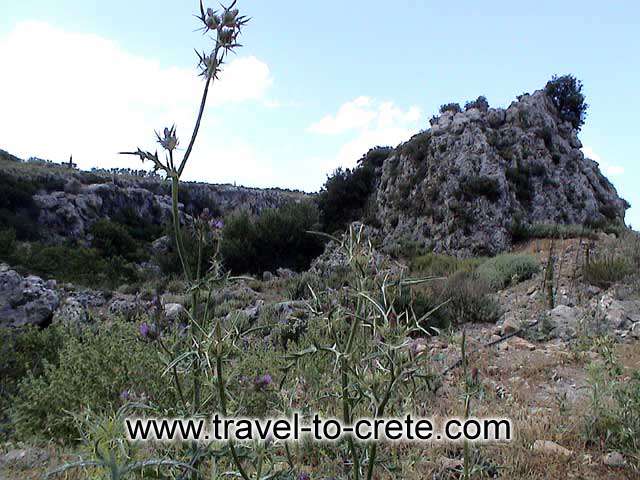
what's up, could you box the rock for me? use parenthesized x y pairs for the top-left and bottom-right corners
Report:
(501, 313), (521, 335)
(164, 303), (186, 322)
(375, 88), (628, 257)
(602, 451), (625, 467)
(17, 169), (305, 244)
(532, 440), (573, 458)
(107, 295), (147, 319)
(0, 447), (50, 469)
(262, 271), (274, 282)
(276, 268), (296, 279)
(52, 296), (89, 326)
(438, 456), (463, 470)
(0, 269), (60, 328)
(151, 235), (171, 255)
(546, 305), (580, 340)
(630, 322), (640, 339)
(508, 337), (536, 351)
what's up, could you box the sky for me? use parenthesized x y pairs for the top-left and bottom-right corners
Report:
(0, 1), (638, 227)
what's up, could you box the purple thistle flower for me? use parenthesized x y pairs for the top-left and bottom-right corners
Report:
(297, 473), (311, 480)
(211, 218), (224, 230)
(139, 321), (159, 340)
(139, 321), (150, 338)
(120, 390), (131, 401)
(254, 373), (273, 390)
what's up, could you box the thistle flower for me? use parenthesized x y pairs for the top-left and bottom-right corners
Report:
(120, 390), (131, 401)
(211, 219), (224, 230)
(205, 8), (219, 29)
(155, 125), (179, 151)
(196, 50), (220, 78)
(221, 8), (239, 27)
(254, 373), (273, 390)
(297, 473), (311, 480)
(139, 321), (159, 340)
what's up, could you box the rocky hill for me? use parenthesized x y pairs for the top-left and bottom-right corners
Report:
(374, 89), (629, 256)
(0, 151), (306, 243)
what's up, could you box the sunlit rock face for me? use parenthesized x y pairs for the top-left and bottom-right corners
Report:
(375, 90), (628, 257)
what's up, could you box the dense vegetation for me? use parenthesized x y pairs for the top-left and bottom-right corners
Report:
(317, 146), (391, 232)
(544, 74), (588, 131)
(220, 200), (325, 274)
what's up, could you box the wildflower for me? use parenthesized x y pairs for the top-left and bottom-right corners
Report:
(155, 125), (178, 151)
(197, 50), (219, 78)
(254, 373), (273, 390)
(211, 219), (224, 230)
(139, 321), (159, 340)
(221, 8), (239, 27)
(120, 390), (131, 401)
(205, 8), (219, 30)
(297, 473), (311, 480)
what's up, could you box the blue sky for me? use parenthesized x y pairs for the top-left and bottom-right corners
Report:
(1, 1), (638, 227)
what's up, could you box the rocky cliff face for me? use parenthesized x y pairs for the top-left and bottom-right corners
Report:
(375, 90), (629, 256)
(0, 157), (306, 243)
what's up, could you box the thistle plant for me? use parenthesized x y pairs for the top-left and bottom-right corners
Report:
(119, 2), (271, 478)
(284, 225), (443, 479)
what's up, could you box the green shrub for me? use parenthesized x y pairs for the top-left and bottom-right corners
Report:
(221, 200), (325, 274)
(10, 321), (177, 441)
(510, 221), (598, 242)
(583, 255), (633, 288)
(410, 252), (481, 277)
(318, 146), (390, 232)
(476, 253), (539, 291)
(90, 219), (144, 262)
(544, 74), (588, 131)
(13, 242), (138, 288)
(111, 207), (164, 243)
(439, 103), (462, 114)
(506, 166), (533, 205)
(0, 228), (16, 257)
(0, 326), (64, 432)
(0, 171), (40, 240)
(434, 271), (501, 326)
(461, 175), (501, 201)
(464, 95), (489, 112)
(583, 339), (640, 457)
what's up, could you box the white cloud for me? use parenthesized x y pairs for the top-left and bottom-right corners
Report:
(0, 21), (272, 182)
(582, 146), (624, 176)
(309, 97), (421, 172)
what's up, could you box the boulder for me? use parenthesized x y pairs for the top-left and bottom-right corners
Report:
(0, 269), (60, 328)
(532, 440), (573, 458)
(546, 305), (580, 340)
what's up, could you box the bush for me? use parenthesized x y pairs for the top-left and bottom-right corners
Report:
(439, 103), (462, 114)
(410, 252), (481, 277)
(13, 242), (138, 288)
(583, 255), (633, 288)
(476, 253), (539, 291)
(111, 207), (164, 243)
(460, 175), (501, 201)
(544, 74), (588, 131)
(464, 95), (489, 112)
(0, 228), (16, 257)
(318, 146), (390, 232)
(90, 219), (143, 262)
(0, 171), (40, 240)
(510, 220), (598, 242)
(0, 326), (64, 432)
(221, 200), (325, 274)
(506, 166), (533, 205)
(583, 339), (640, 458)
(10, 321), (177, 441)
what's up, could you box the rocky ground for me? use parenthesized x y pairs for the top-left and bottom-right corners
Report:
(1, 232), (638, 479)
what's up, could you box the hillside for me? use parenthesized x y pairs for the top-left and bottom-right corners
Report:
(375, 90), (629, 256)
